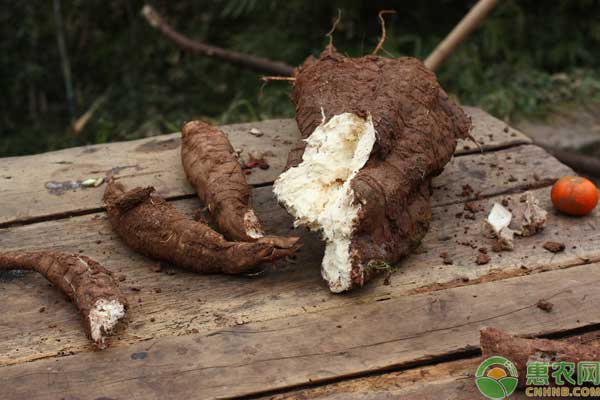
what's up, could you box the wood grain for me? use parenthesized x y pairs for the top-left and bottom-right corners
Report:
(273, 331), (600, 399)
(0, 108), (529, 226)
(2, 176), (598, 367)
(2, 262), (600, 400)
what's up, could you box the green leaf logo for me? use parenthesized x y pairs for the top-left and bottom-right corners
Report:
(475, 356), (519, 399)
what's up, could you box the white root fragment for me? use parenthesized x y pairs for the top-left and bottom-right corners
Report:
(274, 113), (376, 292)
(249, 128), (264, 137)
(518, 192), (548, 236)
(243, 209), (265, 239)
(88, 298), (126, 349)
(484, 203), (515, 250)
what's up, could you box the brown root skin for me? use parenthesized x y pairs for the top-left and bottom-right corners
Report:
(481, 327), (600, 388)
(287, 47), (471, 290)
(103, 179), (300, 274)
(181, 120), (298, 249)
(290, 47), (470, 164)
(0, 251), (127, 349)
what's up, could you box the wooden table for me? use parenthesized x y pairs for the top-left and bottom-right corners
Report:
(1, 107), (598, 400)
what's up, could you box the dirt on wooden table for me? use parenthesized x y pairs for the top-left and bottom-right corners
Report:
(0, 107), (598, 400)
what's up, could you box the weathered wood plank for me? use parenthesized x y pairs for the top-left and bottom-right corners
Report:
(274, 331), (600, 400)
(432, 144), (570, 206)
(0, 119), (296, 227)
(0, 108), (529, 226)
(2, 169), (598, 368)
(267, 358), (483, 400)
(2, 262), (600, 400)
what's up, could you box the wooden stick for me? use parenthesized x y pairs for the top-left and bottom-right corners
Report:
(424, 0), (499, 71)
(141, 5), (294, 76)
(72, 92), (109, 135)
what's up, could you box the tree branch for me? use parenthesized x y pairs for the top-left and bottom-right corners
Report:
(141, 5), (294, 76)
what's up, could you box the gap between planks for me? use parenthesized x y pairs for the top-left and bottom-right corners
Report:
(3, 262), (600, 400)
(1, 182), (598, 369)
(267, 327), (600, 400)
(0, 107), (530, 227)
(0, 142), (584, 368)
(0, 142), (553, 231)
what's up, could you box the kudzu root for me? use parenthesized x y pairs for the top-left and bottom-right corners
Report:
(181, 120), (298, 249)
(0, 251), (127, 349)
(481, 327), (600, 388)
(274, 45), (471, 292)
(103, 179), (300, 274)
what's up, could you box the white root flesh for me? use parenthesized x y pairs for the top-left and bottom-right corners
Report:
(88, 298), (126, 349)
(243, 209), (265, 239)
(274, 113), (376, 292)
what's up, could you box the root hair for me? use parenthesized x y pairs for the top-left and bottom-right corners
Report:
(372, 10), (396, 55)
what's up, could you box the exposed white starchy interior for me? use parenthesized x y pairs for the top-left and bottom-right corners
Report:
(485, 202), (515, 250)
(244, 209), (264, 238)
(273, 113), (376, 292)
(487, 203), (512, 232)
(88, 298), (126, 346)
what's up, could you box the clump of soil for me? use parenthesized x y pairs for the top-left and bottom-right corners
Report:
(440, 252), (454, 265)
(536, 299), (554, 312)
(543, 241), (565, 253)
(476, 253), (491, 265)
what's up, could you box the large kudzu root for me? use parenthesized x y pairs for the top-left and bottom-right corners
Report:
(103, 179), (300, 274)
(0, 251), (127, 349)
(181, 120), (298, 248)
(481, 327), (600, 388)
(274, 47), (471, 292)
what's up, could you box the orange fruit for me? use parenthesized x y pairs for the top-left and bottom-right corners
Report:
(551, 176), (598, 216)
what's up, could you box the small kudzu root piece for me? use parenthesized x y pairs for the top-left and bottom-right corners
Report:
(274, 45), (470, 292)
(181, 120), (300, 248)
(0, 251), (127, 349)
(481, 327), (600, 388)
(103, 179), (300, 274)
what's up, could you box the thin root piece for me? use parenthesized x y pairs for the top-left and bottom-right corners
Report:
(0, 251), (127, 349)
(103, 179), (300, 274)
(372, 10), (396, 55)
(325, 9), (342, 52)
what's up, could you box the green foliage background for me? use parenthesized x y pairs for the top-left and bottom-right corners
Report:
(2, 0), (599, 156)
